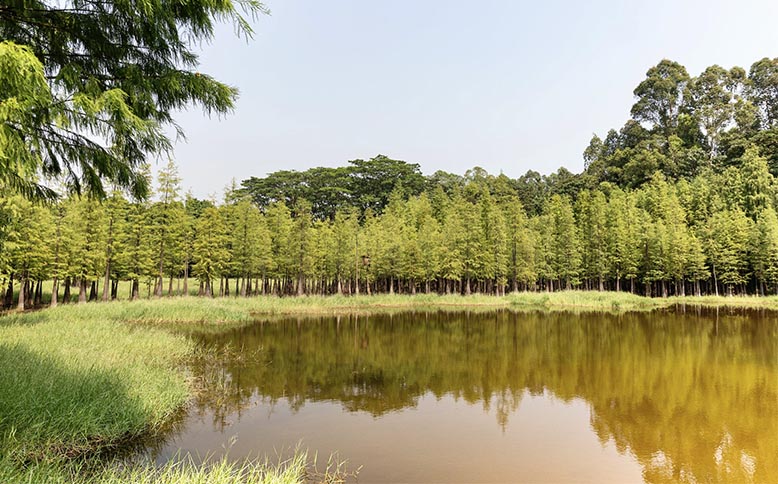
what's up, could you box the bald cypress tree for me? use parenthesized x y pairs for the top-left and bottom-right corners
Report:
(0, 0), (266, 198)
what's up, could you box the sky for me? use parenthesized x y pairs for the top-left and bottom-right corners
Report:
(163, 0), (778, 198)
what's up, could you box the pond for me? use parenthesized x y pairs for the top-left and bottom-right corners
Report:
(152, 308), (778, 483)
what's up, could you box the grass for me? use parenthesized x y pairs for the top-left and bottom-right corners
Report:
(0, 451), (354, 484)
(1, 291), (673, 327)
(0, 315), (193, 462)
(0, 289), (774, 483)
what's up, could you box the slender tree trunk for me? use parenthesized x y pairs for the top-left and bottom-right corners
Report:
(102, 260), (112, 301)
(51, 277), (59, 308)
(78, 278), (87, 303)
(63, 277), (71, 304)
(4, 274), (13, 308)
(16, 273), (26, 310)
(131, 279), (140, 300)
(712, 265), (719, 296)
(183, 257), (189, 296)
(34, 281), (42, 306)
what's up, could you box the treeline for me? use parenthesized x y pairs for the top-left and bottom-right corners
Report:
(242, 58), (778, 219)
(3, 147), (778, 309)
(5, 57), (778, 305)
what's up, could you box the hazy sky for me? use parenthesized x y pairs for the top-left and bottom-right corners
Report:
(165, 0), (778, 198)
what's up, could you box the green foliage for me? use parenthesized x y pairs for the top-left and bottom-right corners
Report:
(0, 0), (266, 199)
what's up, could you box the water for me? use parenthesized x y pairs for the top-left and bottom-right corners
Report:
(153, 309), (778, 483)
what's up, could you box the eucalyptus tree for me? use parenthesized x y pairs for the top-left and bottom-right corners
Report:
(685, 65), (735, 160)
(631, 59), (691, 137)
(747, 58), (778, 128)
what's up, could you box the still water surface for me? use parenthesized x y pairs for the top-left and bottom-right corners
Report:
(154, 309), (778, 483)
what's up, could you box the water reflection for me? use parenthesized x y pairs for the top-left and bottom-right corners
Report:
(169, 308), (778, 483)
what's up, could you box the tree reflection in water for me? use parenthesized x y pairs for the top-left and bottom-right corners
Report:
(188, 308), (778, 483)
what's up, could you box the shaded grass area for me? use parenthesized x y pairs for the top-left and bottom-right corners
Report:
(0, 317), (192, 462)
(0, 302), (354, 483)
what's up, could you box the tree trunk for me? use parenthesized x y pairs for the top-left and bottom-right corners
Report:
(62, 277), (71, 304)
(102, 259), (111, 301)
(4, 274), (13, 308)
(16, 273), (26, 310)
(131, 279), (140, 301)
(51, 277), (59, 308)
(78, 278), (87, 303)
(183, 258), (189, 296)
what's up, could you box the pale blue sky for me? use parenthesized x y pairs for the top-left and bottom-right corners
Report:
(165, 0), (778, 198)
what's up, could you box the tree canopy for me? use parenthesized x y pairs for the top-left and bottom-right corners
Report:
(0, 0), (265, 199)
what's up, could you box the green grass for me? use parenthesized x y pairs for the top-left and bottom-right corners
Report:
(0, 451), (353, 484)
(0, 289), (773, 482)
(0, 314), (193, 462)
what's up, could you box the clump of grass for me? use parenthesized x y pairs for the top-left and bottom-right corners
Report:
(0, 316), (193, 462)
(0, 450), (355, 484)
(505, 290), (668, 311)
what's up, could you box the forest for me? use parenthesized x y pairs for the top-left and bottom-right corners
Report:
(4, 57), (778, 306)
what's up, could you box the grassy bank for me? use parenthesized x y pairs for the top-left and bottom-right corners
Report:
(0, 451), (351, 484)
(2, 291), (671, 327)
(0, 290), (774, 482)
(0, 316), (192, 462)
(0, 299), (355, 483)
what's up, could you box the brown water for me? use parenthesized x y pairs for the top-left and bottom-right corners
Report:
(153, 309), (778, 483)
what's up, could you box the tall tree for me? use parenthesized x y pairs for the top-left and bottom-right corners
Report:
(631, 59), (691, 137)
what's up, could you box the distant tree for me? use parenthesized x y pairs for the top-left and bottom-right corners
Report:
(631, 59), (691, 136)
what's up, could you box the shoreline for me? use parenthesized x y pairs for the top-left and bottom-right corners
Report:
(1, 291), (776, 482)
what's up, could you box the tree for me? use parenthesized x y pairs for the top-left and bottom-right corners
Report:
(631, 59), (691, 136)
(0, 0), (265, 199)
(747, 57), (778, 128)
(685, 65), (735, 159)
(546, 195), (580, 290)
(0, 42), (57, 199)
(576, 190), (608, 290)
(750, 207), (778, 295)
(193, 207), (228, 297)
(738, 146), (774, 220)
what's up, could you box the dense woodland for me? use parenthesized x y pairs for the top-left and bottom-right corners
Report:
(5, 57), (778, 306)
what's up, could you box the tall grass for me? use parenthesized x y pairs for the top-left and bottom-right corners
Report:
(0, 316), (193, 462)
(0, 451), (354, 484)
(1, 291), (677, 331)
